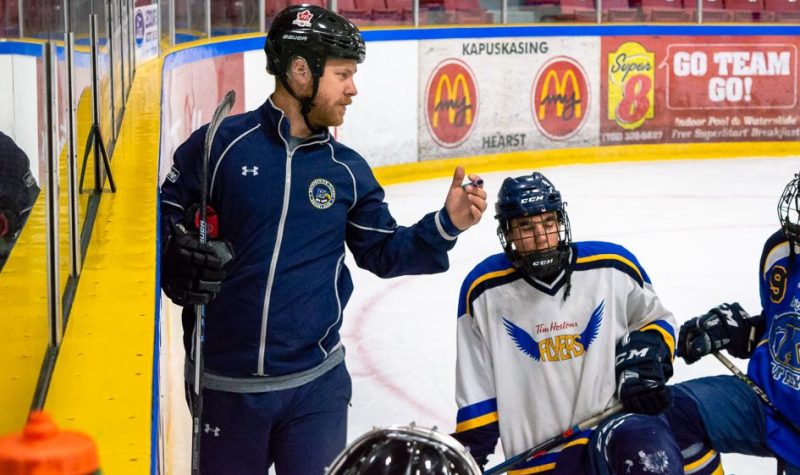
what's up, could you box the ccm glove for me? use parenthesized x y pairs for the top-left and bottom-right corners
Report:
(615, 330), (674, 415)
(677, 302), (765, 364)
(162, 221), (234, 306)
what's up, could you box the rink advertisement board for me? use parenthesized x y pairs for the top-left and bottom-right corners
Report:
(418, 37), (601, 161)
(160, 28), (800, 170)
(600, 36), (800, 145)
(134, 4), (159, 65)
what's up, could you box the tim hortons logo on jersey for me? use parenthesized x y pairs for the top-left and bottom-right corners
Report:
(503, 301), (604, 363)
(308, 178), (336, 209)
(293, 9), (313, 28)
(425, 59), (479, 148)
(769, 312), (800, 389)
(531, 57), (590, 141)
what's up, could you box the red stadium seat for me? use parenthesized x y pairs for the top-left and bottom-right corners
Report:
(338, 0), (374, 25)
(364, 0), (407, 25)
(684, 0), (733, 21)
(448, 0), (494, 23)
(266, 0), (288, 18)
(725, 0), (773, 21)
(286, 0), (325, 6)
(603, 0), (641, 21)
(764, 0), (800, 21)
(559, 0), (599, 21)
(641, 0), (690, 21)
(384, 0), (415, 21)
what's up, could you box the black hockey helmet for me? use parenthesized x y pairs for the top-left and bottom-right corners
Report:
(265, 4), (365, 79)
(778, 171), (800, 246)
(495, 172), (572, 280)
(326, 424), (481, 475)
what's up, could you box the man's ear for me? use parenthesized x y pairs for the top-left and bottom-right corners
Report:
(287, 56), (312, 92)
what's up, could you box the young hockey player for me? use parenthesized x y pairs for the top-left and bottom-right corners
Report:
(669, 171), (800, 474)
(452, 172), (712, 474)
(159, 5), (487, 474)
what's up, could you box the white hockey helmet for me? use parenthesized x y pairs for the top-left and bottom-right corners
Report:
(326, 423), (482, 475)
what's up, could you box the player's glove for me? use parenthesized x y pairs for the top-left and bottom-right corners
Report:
(677, 302), (765, 364)
(162, 220), (234, 306)
(0, 206), (19, 240)
(615, 330), (673, 415)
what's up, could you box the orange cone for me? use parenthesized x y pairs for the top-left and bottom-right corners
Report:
(0, 411), (100, 474)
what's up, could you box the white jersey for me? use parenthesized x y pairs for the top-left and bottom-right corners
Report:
(454, 241), (676, 461)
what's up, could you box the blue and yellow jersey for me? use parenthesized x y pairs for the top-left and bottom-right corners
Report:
(750, 229), (800, 467)
(453, 241), (676, 466)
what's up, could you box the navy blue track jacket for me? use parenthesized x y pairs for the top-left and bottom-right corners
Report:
(160, 98), (461, 379)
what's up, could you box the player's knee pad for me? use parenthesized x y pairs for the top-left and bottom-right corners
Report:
(590, 413), (683, 475)
(663, 387), (722, 475)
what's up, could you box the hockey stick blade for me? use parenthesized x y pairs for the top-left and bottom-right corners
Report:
(482, 403), (623, 475)
(191, 89), (237, 475)
(713, 351), (800, 436)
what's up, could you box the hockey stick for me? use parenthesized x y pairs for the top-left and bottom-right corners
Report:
(191, 89), (236, 475)
(482, 403), (623, 475)
(713, 351), (800, 436)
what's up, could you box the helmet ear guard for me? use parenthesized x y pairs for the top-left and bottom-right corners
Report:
(495, 172), (572, 280)
(779, 172), (800, 246)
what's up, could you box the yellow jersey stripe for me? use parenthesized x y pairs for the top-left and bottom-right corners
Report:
(576, 254), (644, 283)
(455, 411), (499, 432)
(509, 462), (556, 474)
(465, 267), (516, 316)
(506, 438), (589, 475)
(685, 449), (720, 474)
(640, 323), (676, 361)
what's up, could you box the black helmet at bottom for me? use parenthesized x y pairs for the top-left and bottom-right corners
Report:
(326, 424), (482, 475)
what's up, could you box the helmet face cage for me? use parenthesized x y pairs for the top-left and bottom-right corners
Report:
(326, 425), (482, 475)
(779, 172), (800, 246)
(495, 173), (572, 280)
(265, 4), (366, 80)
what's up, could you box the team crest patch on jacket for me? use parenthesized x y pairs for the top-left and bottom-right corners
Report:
(309, 179), (335, 209)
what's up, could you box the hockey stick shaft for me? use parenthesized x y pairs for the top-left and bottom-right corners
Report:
(483, 403), (623, 475)
(713, 351), (800, 436)
(191, 89), (236, 475)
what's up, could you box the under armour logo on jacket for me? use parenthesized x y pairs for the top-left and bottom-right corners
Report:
(204, 424), (221, 437)
(242, 166), (259, 176)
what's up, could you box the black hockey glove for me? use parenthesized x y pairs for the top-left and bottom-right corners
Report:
(0, 209), (14, 239)
(162, 221), (234, 306)
(615, 330), (673, 415)
(677, 302), (765, 364)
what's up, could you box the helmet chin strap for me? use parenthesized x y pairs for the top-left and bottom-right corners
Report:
(279, 74), (324, 135)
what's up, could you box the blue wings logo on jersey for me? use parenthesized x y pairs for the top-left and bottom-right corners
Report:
(503, 301), (604, 362)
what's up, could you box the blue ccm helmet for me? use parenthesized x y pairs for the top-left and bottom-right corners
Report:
(495, 172), (572, 280)
(778, 171), (800, 247)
